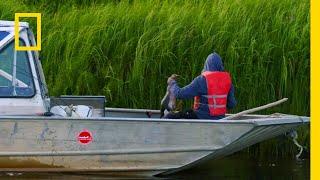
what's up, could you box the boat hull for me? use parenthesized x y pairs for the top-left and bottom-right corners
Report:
(0, 109), (309, 176)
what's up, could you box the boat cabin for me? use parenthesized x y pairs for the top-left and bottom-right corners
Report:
(0, 20), (112, 118)
(0, 20), (49, 115)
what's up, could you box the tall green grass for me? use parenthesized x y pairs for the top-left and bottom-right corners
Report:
(0, 0), (309, 157)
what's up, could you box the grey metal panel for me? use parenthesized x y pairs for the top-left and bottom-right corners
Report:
(0, 107), (310, 176)
(104, 108), (309, 121)
(0, 117), (254, 173)
(0, 147), (217, 157)
(105, 110), (161, 119)
(0, 115), (310, 126)
(51, 96), (105, 109)
(159, 123), (303, 176)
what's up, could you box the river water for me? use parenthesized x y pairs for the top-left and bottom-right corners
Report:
(0, 154), (309, 179)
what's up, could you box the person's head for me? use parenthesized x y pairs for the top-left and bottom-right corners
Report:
(202, 52), (224, 72)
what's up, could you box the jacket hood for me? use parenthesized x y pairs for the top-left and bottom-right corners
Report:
(202, 52), (224, 72)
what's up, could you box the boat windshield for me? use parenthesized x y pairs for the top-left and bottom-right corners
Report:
(0, 31), (9, 41)
(0, 39), (35, 97)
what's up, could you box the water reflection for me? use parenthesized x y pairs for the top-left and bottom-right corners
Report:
(170, 154), (310, 179)
(0, 154), (309, 179)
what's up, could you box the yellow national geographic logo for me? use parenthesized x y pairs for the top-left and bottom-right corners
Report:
(14, 13), (41, 51)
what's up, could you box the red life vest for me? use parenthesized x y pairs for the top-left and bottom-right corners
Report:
(193, 71), (232, 116)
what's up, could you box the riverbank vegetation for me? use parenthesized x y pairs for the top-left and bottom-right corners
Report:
(0, 0), (310, 157)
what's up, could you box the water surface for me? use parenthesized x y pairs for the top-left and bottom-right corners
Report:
(0, 154), (309, 179)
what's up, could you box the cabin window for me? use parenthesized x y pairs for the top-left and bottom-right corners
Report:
(0, 31), (9, 41)
(0, 40), (35, 97)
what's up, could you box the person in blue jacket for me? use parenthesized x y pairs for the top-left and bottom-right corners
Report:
(166, 52), (237, 120)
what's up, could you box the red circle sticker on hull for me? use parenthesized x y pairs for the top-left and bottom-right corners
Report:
(77, 129), (93, 145)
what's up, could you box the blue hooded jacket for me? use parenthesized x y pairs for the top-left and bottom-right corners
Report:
(171, 52), (237, 119)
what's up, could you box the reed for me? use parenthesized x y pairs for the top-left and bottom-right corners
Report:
(0, 0), (310, 157)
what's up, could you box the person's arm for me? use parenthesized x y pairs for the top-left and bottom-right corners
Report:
(227, 84), (237, 109)
(170, 76), (202, 100)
